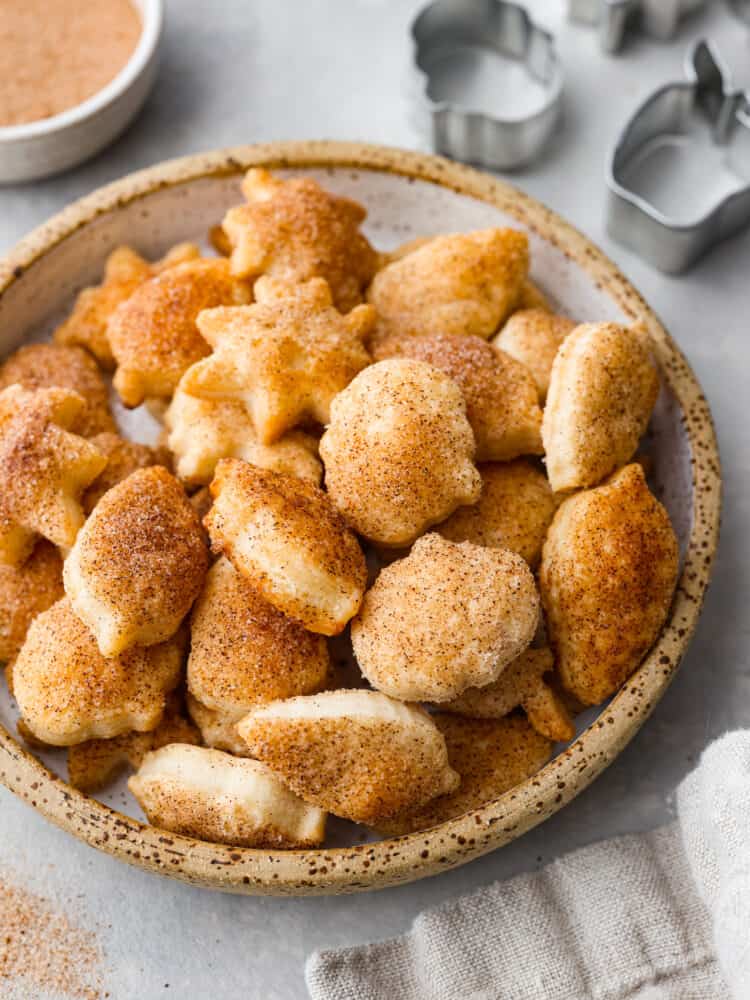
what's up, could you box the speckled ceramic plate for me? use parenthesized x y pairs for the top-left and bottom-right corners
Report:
(0, 142), (720, 895)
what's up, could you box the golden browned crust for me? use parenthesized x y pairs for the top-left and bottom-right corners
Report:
(16, 717), (54, 750)
(222, 168), (378, 311)
(441, 647), (575, 743)
(493, 309), (577, 402)
(208, 224), (232, 256)
(188, 486), (212, 522)
(13, 598), (185, 746)
(437, 460), (557, 567)
(63, 467), (209, 656)
(180, 276), (374, 445)
(82, 433), (171, 513)
(521, 674), (577, 745)
(513, 279), (551, 313)
(0, 540), (64, 664)
(188, 556), (330, 714)
(165, 380), (322, 486)
(377, 235), (432, 266)
(129, 743), (327, 848)
(540, 464), (679, 705)
(543, 323), (659, 493)
(366, 229), (528, 346)
(67, 691), (201, 792)
(186, 694), (251, 757)
(0, 343), (116, 436)
(108, 258), (251, 408)
(236, 689), (459, 824)
(205, 460), (367, 636)
(0, 386), (107, 565)
(373, 332), (543, 461)
(319, 359), (481, 545)
(53, 243), (200, 368)
(351, 534), (539, 702)
(377, 714), (552, 835)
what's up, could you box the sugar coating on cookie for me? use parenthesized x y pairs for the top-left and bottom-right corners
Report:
(351, 534), (539, 703)
(540, 464), (679, 705)
(186, 694), (252, 757)
(441, 647), (575, 743)
(54, 243), (200, 369)
(13, 597), (184, 746)
(513, 279), (551, 313)
(180, 276), (374, 445)
(493, 309), (577, 402)
(543, 323), (659, 493)
(205, 459), (366, 635)
(320, 359), (481, 546)
(67, 692), (200, 792)
(188, 556), (330, 714)
(64, 467), (208, 656)
(437, 460), (557, 567)
(82, 432), (171, 513)
(165, 380), (321, 486)
(222, 168), (377, 311)
(0, 385), (107, 565)
(377, 714), (552, 835)
(0, 540), (63, 665)
(366, 229), (528, 347)
(373, 332), (543, 462)
(129, 743), (327, 848)
(236, 689), (459, 825)
(0, 342), (116, 437)
(108, 257), (251, 407)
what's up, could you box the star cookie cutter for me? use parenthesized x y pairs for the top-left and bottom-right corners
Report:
(606, 40), (750, 273)
(410, 0), (563, 170)
(568, 0), (708, 53)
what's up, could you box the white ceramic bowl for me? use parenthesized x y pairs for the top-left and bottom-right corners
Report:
(0, 0), (163, 184)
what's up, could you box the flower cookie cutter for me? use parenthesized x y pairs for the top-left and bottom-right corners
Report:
(410, 0), (563, 170)
(606, 40), (750, 273)
(568, 0), (708, 53)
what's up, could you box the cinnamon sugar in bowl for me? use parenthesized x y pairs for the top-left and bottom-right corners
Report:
(0, 0), (163, 183)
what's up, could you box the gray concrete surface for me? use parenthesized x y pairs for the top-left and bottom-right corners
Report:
(0, 2), (748, 997)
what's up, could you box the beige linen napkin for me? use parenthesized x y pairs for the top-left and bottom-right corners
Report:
(307, 731), (750, 1000)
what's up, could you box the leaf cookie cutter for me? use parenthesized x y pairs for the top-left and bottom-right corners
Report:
(606, 39), (750, 273)
(410, 0), (563, 170)
(568, 0), (708, 53)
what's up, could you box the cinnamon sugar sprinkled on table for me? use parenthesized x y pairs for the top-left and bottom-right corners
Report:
(0, 870), (106, 998)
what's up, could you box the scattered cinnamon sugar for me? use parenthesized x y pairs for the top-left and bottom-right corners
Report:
(0, 0), (142, 127)
(0, 871), (106, 998)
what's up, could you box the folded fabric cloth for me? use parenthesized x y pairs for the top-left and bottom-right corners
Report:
(678, 731), (750, 999)
(307, 730), (750, 1000)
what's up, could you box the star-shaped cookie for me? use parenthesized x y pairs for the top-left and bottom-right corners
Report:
(108, 257), (252, 408)
(54, 242), (200, 369)
(180, 276), (374, 444)
(222, 168), (378, 311)
(0, 386), (107, 566)
(0, 343), (116, 437)
(165, 380), (321, 486)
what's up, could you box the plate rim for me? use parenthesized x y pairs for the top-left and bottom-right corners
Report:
(0, 140), (722, 895)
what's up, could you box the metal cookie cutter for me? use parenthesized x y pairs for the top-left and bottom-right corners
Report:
(410, 0), (563, 170)
(569, 0), (707, 53)
(727, 0), (750, 23)
(607, 40), (750, 273)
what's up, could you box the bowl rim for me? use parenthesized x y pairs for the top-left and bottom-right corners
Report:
(0, 0), (164, 143)
(0, 141), (721, 895)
